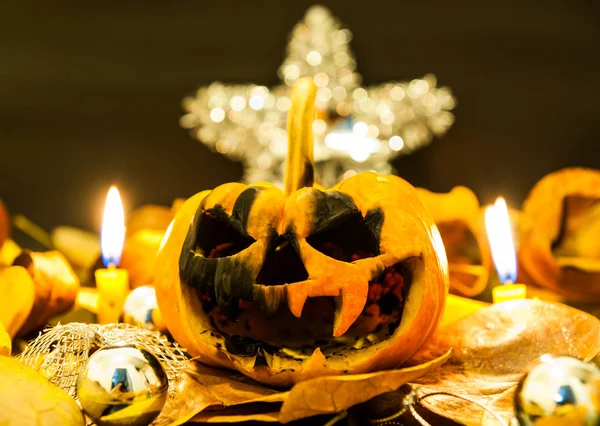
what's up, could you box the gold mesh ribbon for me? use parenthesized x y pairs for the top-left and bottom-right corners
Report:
(19, 323), (187, 400)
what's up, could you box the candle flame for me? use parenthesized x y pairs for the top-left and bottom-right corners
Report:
(485, 197), (517, 284)
(101, 186), (125, 267)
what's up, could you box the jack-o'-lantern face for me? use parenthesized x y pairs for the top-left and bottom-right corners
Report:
(154, 77), (448, 386)
(157, 174), (448, 386)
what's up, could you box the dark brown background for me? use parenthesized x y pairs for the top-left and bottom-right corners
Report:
(1, 0), (599, 232)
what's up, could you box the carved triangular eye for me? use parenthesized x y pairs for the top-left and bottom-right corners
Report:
(306, 213), (379, 261)
(196, 207), (255, 258)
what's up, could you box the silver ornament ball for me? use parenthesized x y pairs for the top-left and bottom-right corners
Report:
(123, 286), (159, 330)
(77, 344), (169, 426)
(515, 355), (600, 426)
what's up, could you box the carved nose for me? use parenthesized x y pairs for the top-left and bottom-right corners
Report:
(255, 234), (309, 286)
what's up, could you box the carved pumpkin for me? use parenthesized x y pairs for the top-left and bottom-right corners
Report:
(155, 78), (448, 386)
(519, 167), (600, 300)
(416, 186), (491, 297)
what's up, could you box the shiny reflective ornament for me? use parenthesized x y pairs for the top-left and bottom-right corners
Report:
(181, 5), (455, 187)
(515, 355), (600, 426)
(77, 345), (169, 426)
(20, 323), (186, 398)
(123, 286), (159, 330)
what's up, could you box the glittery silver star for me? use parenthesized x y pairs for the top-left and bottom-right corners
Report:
(180, 5), (456, 187)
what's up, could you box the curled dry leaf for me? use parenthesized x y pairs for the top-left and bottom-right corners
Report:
(278, 349), (452, 423)
(191, 405), (281, 423)
(0, 356), (85, 426)
(153, 361), (287, 426)
(0, 266), (36, 338)
(13, 251), (80, 336)
(407, 299), (600, 426)
(155, 350), (450, 425)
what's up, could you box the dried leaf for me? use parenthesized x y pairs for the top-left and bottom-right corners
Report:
(13, 251), (80, 335)
(0, 356), (85, 426)
(156, 350), (450, 425)
(0, 266), (36, 338)
(191, 405), (281, 423)
(407, 299), (600, 426)
(153, 361), (287, 426)
(278, 349), (452, 423)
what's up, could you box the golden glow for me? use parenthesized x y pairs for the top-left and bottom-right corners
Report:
(485, 197), (518, 284)
(306, 50), (322, 66)
(209, 107), (225, 123)
(324, 131), (379, 163)
(101, 186), (125, 267)
(229, 95), (246, 111)
(249, 95), (265, 110)
(389, 135), (404, 151)
(180, 6), (457, 188)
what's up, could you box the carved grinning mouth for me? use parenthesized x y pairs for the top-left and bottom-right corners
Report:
(179, 188), (421, 363)
(197, 255), (413, 362)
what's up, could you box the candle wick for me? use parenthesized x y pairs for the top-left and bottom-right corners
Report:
(504, 279), (514, 285)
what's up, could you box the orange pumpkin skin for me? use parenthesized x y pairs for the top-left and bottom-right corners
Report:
(519, 168), (600, 300)
(415, 186), (491, 297)
(155, 173), (448, 387)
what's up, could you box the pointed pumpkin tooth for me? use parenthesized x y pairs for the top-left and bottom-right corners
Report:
(302, 347), (328, 372)
(333, 285), (368, 337)
(286, 283), (311, 317)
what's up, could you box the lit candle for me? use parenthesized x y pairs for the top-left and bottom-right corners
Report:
(485, 197), (527, 303)
(95, 186), (129, 323)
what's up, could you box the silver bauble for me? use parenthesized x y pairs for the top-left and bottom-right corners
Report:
(77, 344), (168, 426)
(123, 286), (159, 330)
(515, 355), (600, 426)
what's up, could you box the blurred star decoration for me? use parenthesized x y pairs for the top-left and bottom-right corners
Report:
(180, 5), (456, 187)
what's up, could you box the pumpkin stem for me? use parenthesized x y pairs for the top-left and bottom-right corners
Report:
(284, 77), (317, 195)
